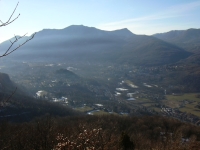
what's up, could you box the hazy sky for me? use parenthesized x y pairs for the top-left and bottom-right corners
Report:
(0, 0), (200, 43)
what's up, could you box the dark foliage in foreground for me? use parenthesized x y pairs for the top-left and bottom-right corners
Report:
(0, 115), (200, 150)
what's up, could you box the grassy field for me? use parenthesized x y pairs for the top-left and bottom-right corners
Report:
(74, 106), (93, 112)
(178, 102), (200, 117)
(133, 93), (200, 116)
(164, 93), (200, 116)
(148, 106), (161, 112)
(163, 93), (200, 108)
(74, 93), (200, 117)
(166, 93), (200, 102)
(92, 111), (110, 115)
(137, 98), (153, 103)
(93, 111), (126, 116)
(75, 106), (119, 116)
(141, 102), (156, 107)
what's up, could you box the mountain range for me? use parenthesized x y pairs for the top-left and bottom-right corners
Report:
(1, 25), (200, 122)
(0, 25), (194, 66)
(153, 28), (200, 53)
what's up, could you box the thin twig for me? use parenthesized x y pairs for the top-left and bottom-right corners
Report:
(4, 87), (17, 104)
(0, 2), (20, 27)
(0, 33), (36, 58)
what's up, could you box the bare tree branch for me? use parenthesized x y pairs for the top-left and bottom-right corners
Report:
(0, 1), (36, 58)
(0, 1), (36, 105)
(4, 87), (17, 104)
(0, 2), (20, 27)
(0, 32), (36, 58)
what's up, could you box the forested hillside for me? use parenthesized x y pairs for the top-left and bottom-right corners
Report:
(1, 115), (200, 150)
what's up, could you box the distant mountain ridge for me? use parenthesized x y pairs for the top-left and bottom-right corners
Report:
(153, 28), (200, 53)
(0, 25), (192, 66)
(120, 35), (191, 65)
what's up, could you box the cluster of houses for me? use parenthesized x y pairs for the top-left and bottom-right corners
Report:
(35, 90), (68, 104)
(52, 97), (68, 103)
(161, 106), (200, 125)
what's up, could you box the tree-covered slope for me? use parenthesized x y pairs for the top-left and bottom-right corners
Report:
(153, 28), (200, 53)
